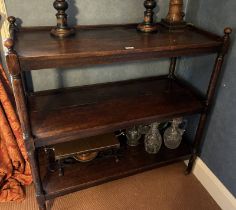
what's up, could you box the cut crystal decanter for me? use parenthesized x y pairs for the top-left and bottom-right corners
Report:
(144, 122), (162, 154)
(164, 118), (185, 149)
(126, 126), (142, 146)
(138, 124), (150, 135)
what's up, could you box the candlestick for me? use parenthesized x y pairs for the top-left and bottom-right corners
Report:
(161, 0), (186, 30)
(137, 0), (158, 33)
(51, 0), (75, 38)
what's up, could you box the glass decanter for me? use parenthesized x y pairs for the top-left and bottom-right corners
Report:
(138, 124), (150, 135)
(126, 126), (142, 146)
(164, 118), (185, 149)
(144, 122), (162, 154)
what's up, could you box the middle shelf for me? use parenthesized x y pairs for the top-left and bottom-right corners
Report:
(28, 76), (205, 147)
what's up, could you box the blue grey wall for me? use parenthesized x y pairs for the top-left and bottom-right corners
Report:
(182, 0), (236, 197)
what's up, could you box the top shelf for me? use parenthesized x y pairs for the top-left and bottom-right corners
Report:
(15, 24), (223, 70)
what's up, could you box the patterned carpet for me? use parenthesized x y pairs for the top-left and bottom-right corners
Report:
(0, 162), (221, 210)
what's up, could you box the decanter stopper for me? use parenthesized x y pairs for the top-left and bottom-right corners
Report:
(126, 126), (142, 147)
(144, 122), (162, 154)
(164, 118), (185, 149)
(51, 0), (75, 38)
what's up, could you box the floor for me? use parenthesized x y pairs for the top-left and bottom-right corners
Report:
(0, 163), (221, 210)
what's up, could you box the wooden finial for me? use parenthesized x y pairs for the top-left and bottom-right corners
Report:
(51, 0), (75, 38)
(7, 16), (16, 26)
(221, 27), (232, 55)
(4, 38), (15, 54)
(137, 0), (158, 33)
(224, 27), (232, 37)
(7, 16), (17, 38)
(223, 27), (232, 45)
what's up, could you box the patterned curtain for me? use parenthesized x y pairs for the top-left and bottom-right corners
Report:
(0, 64), (32, 202)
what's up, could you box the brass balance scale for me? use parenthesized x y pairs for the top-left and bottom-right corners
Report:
(45, 134), (121, 176)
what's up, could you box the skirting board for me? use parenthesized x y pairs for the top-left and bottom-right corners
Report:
(185, 158), (236, 210)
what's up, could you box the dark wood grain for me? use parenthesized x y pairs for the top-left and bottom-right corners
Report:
(15, 24), (223, 70)
(28, 76), (205, 147)
(39, 137), (192, 200)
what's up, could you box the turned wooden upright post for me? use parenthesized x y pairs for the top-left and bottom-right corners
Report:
(186, 28), (232, 174)
(137, 0), (158, 33)
(4, 18), (47, 210)
(168, 57), (177, 79)
(51, 0), (75, 38)
(7, 16), (17, 38)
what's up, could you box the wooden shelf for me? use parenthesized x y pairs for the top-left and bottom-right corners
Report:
(28, 76), (205, 147)
(16, 24), (222, 70)
(40, 137), (192, 200)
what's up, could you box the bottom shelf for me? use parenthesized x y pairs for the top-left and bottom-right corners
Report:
(40, 137), (192, 200)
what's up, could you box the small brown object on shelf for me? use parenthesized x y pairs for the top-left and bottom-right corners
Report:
(51, 0), (75, 38)
(137, 0), (158, 33)
(161, 0), (186, 30)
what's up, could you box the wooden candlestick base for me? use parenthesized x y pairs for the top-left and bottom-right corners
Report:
(137, 0), (158, 33)
(137, 23), (158, 33)
(161, 0), (186, 30)
(51, 27), (75, 38)
(161, 19), (186, 30)
(51, 0), (75, 38)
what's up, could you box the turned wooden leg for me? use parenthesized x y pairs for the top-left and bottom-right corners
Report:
(58, 159), (64, 176)
(185, 28), (232, 174)
(36, 195), (47, 210)
(185, 153), (196, 175)
(26, 143), (47, 210)
(168, 57), (177, 79)
(4, 38), (48, 210)
(185, 113), (207, 175)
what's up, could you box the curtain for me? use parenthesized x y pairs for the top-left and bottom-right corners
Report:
(0, 64), (32, 202)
